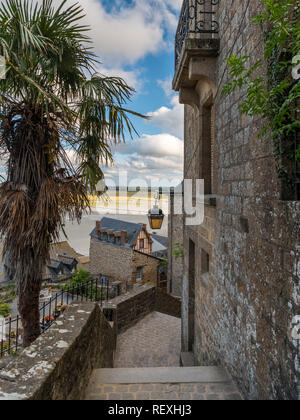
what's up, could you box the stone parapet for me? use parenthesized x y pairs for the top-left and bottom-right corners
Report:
(0, 302), (115, 400)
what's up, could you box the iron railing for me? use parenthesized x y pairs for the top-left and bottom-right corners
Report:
(0, 276), (115, 358)
(175, 0), (220, 68)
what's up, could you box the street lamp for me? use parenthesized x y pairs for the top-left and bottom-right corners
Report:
(148, 192), (164, 230)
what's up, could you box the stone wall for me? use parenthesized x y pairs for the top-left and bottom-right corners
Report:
(155, 288), (181, 319)
(173, 0), (299, 400)
(168, 192), (184, 297)
(132, 251), (160, 286)
(89, 239), (133, 291)
(104, 286), (182, 335)
(0, 302), (115, 400)
(89, 239), (160, 291)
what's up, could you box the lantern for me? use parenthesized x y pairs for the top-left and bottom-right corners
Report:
(148, 191), (164, 230)
(148, 205), (164, 230)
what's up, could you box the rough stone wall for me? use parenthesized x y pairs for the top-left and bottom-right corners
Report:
(111, 287), (156, 333)
(89, 240), (160, 290)
(103, 285), (182, 335)
(132, 251), (160, 286)
(0, 302), (115, 400)
(168, 193), (184, 297)
(89, 239), (133, 290)
(179, 0), (299, 400)
(155, 288), (181, 319)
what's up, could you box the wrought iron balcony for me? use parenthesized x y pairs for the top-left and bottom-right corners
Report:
(175, 0), (220, 69)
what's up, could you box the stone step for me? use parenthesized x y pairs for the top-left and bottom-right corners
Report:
(86, 367), (243, 400)
(90, 366), (231, 384)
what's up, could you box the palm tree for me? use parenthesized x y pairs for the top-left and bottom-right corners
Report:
(0, 0), (145, 346)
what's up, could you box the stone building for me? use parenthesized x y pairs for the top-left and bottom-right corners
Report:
(0, 241), (87, 286)
(171, 0), (299, 400)
(89, 218), (164, 291)
(168, 186), (184, 297)
(43, 241), (90, 283)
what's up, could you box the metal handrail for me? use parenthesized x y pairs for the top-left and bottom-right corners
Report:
(0, 276), (114, 358)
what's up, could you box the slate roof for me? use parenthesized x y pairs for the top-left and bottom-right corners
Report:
(49, 241), (78, 260)
(47, 259), (64, 271)
(152, 234), (168, 249)
(90, 217), (144, 247)
(57, 255), (77, 268)
(49, 241), (88, 270)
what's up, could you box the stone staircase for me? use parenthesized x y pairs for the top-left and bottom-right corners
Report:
(85, 311), (242, 400)
(85, 366), (242, 400)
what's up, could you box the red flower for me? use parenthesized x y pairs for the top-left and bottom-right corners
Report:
(44, 316), (55, 323)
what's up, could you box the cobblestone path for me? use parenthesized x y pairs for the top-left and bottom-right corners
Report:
(114, 312), (181, 368)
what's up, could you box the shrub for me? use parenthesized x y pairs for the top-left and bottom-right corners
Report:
(0, 303), (10, 318)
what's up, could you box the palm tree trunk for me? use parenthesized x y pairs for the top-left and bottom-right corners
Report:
(13, 246), (44, 347)
(2, 111), (54, 348)
(18, 275), (42, 347)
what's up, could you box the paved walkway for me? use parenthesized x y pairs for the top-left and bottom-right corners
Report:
(114, 312), (181, 368)
(85, 311), (243, 400)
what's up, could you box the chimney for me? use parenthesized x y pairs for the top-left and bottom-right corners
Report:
(96, 220), (101, 235)
(120, 230), (127, 247)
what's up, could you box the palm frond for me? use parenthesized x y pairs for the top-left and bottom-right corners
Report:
(0, 0), (145, 326)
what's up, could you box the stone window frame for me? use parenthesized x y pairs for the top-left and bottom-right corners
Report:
(136, 266), (143, 282)
(200, 94), (215, 196)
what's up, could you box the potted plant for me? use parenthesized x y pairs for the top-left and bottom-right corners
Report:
(44, 316), (55, 327)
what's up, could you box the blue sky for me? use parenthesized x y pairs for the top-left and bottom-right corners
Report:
(76, 0), (184, 187)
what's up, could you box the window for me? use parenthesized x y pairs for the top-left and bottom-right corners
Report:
(136, 267), (143, 282)
(101, 275), (107, 286)
(201, 249), (210, 274)
(139, 239), (145, 249)
(201, 103), (215, 195)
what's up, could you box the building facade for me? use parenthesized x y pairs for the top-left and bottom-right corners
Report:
(172, 0), (299, 400)
(167, 189), (184, 297)
(89, 218), (163, 291)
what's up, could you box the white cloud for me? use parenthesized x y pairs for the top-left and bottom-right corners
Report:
(115, 133), (183, 159)
(75, 0), (181, 66)
(96, 65), (143, 91)
(158, 76), (173, 98)
(147, 95), (184, 139)
(103, 132), (183, 183)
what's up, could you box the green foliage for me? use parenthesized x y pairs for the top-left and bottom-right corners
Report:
(63, 269), (104, 301)
(1, 285), (17, 303)
(172, 243), (184, 259)
(145, 282), (155, 287)
(0, 0), (146, 193)
(160, 258), (168, 269)
(223, 0), (300, 196)
(0, 303), (10, 317)
(70, 269), (93, 286)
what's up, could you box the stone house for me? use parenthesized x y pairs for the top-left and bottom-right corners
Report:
(170, 0), (299, 400)
(89, 218), (164, 291)
(43, 241), (81, 283)
(0, 241), (86, 286)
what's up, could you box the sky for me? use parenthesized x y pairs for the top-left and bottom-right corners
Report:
(76, 0), (184, 188)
